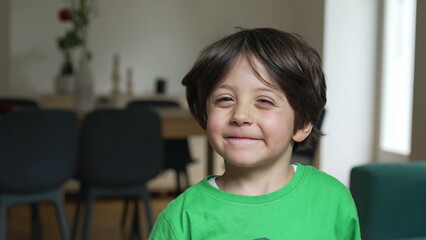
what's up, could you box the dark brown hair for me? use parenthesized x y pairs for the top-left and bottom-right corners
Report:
(182, 28), (326, 151)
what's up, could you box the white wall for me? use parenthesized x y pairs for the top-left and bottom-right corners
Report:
(0, 0), (10, 95)
(8, 0), (65, 96)
(322, 0), (379, 185)
(285, 1), (325, 56)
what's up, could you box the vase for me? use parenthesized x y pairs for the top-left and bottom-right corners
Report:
(55, 74), (75, 94)
(74, 49), (94, 113)
(55, 57), (75, 94)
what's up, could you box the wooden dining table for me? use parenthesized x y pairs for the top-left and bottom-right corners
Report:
(39, 94), (216, 175)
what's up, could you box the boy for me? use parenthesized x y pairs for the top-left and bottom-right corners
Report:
(149, 28), (360, 239)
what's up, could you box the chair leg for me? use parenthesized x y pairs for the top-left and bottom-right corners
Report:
(175, 170), (182, 195)
(129, 198), (142, 240)
(53, 195), (71, 240)
(183, 168), (190, 189)
(72, 189), (83, 240)
(82, 191), (95, 240)
(121, 197), (131, 228)
(141, 188), (154, 232)
(0, 203), (7, 240)
(31, 203), (42, 240)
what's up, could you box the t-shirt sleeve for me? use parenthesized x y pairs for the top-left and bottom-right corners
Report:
(340, 193), (361, 240)
(148, 212), (178, 240)
(344, 208), (361, 240)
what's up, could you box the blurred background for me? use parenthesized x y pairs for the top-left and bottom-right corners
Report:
(0, 0), (425, 187)
(2, 0), (426, 239)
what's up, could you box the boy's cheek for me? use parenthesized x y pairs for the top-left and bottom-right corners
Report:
(206, 113), (225, 136)
(206, 118), (221, 136)
(261, 112), (295, 136)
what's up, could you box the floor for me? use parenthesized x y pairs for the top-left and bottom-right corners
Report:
(5, 195), (175, 240)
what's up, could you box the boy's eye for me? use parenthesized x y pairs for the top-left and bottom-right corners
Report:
(214, 96), (234, 107)
(215, 96), (234, 103)
(257, 98), (274, 105)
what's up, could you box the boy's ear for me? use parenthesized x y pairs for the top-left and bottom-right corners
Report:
(292, 122), (313, 142)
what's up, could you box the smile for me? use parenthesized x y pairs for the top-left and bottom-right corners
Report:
(227, 136), (258, 140)
(224, 136), (262, 145)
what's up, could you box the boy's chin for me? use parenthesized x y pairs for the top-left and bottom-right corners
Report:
(223, 153), (290, 170)
(224, 158), (272, 169)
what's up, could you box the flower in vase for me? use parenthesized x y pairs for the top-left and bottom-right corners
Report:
(58, 8), (72, 21)
(56, 0), (96, 60)
(55, 0), (96, 95)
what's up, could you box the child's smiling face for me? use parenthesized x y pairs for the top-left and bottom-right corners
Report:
(206, 56), (311, 168)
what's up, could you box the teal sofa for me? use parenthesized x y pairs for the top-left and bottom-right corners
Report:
(350, 162), (426, 240)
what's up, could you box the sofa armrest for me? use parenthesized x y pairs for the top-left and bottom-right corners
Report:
(350, 162), (426, 240)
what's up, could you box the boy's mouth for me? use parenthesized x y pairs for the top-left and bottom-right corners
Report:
(224, 136), (262, 147)
(224, 134), (263, 143)
(226, 136), (258, 140)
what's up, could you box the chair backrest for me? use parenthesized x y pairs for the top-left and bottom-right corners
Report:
(0, 98), (39, 117)
(0, 110), (78, 193)
(350, 162), (426, 240)
(127, 100), (180, 109)
(78, 109), (164, 187)
(126, 100), (192, 170)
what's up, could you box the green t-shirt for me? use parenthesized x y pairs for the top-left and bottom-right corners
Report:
(149, 164), (360, 240)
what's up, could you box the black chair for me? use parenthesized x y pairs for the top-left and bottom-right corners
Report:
(0, 98), (39, 117)
(291, 109), (326, 166)
(0, 110), (78, 240)
(72, 109), (164, 240)
(127, 100), (195, 194)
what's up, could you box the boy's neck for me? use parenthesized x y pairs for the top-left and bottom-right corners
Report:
(216, 161), (295, 196)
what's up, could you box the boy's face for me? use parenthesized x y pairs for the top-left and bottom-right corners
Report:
(206, 57), (311, 168)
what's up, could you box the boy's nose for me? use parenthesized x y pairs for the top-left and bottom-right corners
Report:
(230, 104), (252, 126)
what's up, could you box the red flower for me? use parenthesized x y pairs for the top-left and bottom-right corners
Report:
(58, 9), (71, 21)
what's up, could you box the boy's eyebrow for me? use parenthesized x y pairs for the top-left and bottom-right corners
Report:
(214, 83), (279, 91)
(214, 84), (283, 97)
